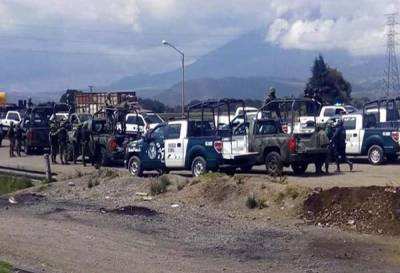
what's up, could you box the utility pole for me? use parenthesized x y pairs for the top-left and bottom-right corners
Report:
(383, 13), (400, 97)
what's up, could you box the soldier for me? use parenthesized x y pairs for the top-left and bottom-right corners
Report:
(72, 124), (82, 164)
(15, 124), (23, 157)
(7, 122), (15, 157)
(324, 119), (335, 173)
(27, 98), (33, 109)
(80, 123), (91, 167)
(315, 125), (330, 174)
(49, 122), (59, 164)
(265, 87), (277, 105)
(331, 119), (353, 172)
(57, 121), (68, 165)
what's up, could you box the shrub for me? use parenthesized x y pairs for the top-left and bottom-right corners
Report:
(150, 175), (171, 195)
(246, 193), (257, 209)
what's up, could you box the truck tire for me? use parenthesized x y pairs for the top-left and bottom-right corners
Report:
(291, 163), (308, 175)
(191, 156), (208, 177)
(265, 151), (282, 176)
(128, 156), (143, 177)
(368, 145), (385, 165)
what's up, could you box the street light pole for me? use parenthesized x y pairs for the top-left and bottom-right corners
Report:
(162, 40), (185, 115)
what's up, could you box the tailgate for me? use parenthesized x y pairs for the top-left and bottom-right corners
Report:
(222, 135), (258, 159)
(28, 128), (50, 146)
(295, 132), (328, 154)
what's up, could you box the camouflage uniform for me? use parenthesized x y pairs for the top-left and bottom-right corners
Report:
(15, 125), (23, 157)
(0, 124), (3, 147)
(57, 123), (68, 165)
(49, 123), (59, 164)
(80, 123), (91, 167)
(7, 122), (15, 157)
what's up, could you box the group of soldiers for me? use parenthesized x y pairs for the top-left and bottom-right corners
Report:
(2, 122), (23, 157)
(49, 120), (91, 166)
(266, 86), (353, 174)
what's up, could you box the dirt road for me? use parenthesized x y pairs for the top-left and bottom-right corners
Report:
(1, 141), (400, 272)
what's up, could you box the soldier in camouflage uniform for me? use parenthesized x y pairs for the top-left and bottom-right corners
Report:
(49, 122), (59, 164)
(80, 123), (91, 167)
(57, 121), (68, 165)
(7, 122), (15, 157)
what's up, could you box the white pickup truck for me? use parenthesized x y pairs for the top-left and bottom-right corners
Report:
(215, 106), (258, 127)
(0, 111), (22, 131)
(125, 112), (164, 135)
(316, 105), (357, 125)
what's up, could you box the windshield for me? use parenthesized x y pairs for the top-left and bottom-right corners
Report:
(344, 106), (357, 113)
(144, 114), (163, 124)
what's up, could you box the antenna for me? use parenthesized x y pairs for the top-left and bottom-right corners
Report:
(383, 13), (400, 97)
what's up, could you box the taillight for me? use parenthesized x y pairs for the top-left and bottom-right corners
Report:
(214, 140), (223, 153)
(288, 137), (297, 153)
(109, 138), (118, 151)
(391, 131), (399, 142)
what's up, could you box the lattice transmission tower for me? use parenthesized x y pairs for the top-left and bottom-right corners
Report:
(383, 13), (400, 97)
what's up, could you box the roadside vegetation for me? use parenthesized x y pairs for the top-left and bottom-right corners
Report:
(0, 261), (13, 273)
(0, 175), (33, 195)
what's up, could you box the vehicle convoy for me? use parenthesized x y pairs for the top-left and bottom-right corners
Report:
(20, 105), (52, 154)
(125, 99), (259, 177)
(243, 99), (328, 175)
(0, 110), (23, 131)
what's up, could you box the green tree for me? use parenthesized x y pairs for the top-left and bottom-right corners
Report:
(304, 55), (352, 104)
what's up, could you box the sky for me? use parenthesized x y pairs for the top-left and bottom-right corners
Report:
(0, 0), (399, 93)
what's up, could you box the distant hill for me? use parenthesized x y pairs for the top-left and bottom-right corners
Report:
(108, 31), (384, 92)
(154, 76), (305, 105)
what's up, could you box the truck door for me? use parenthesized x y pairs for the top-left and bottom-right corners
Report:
(343, 116), (360, 154)
(165, 123), (185, 168)
(142, 125), (166, 169)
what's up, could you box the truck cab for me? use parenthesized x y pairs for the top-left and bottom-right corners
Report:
(125, 99), (258, 177)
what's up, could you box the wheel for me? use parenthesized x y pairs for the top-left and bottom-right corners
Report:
(265, 151), (282, 176)
(240, 165), (253, 173)
(128, 156), (143, 177)
(291, 163), (308, 175)
(386, 154), (398, 162)
(100, 147), (109, 166)
(191, 156), (208, 177)
(368, 145), (385, 165)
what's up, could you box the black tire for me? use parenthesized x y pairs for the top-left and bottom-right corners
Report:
(291, 163), (308, 175)
(128, 156), (143, 177)
(265, 151), (282, 176)
(100, 146), (109, 166)
(386, 154), (398, 162)
(368, 145), (385, 165)
(191, 156), (208, 177)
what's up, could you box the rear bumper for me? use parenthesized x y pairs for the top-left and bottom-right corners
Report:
(287, 152), (327, 164)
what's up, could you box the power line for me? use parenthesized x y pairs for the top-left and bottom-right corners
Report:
(382, 13), (400, 97)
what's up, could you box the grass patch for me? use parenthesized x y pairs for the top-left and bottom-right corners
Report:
(0, 260), (13, 273)
(246, 193), (257, 209)
(149, 175), (171, 196)
(99, 168), (118, 179)
(274, 185), (300, 204)
(0, 175), (33, 195)
(201, 172), (225, 181)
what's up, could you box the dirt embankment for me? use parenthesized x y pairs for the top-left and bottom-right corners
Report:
(304, 186), (400, 235)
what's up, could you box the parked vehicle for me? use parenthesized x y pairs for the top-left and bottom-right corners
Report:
(0, 111), (23, 131)
(215, 106), (258, 126)
(125, 112), (164, 136)
(20, 106), (52, 154)
(340, 112), (400, 164)
(316, 104), (357, 125)
(125, 99), (259, 177)
(244, 98), (328, 175)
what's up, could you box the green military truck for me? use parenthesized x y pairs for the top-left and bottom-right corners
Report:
(238, 98), (328, 175)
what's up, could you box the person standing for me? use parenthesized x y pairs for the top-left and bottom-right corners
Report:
(57, 122), (68, 165)
(265, 87), (277, 105)
(7, 122), (15, 157)
(324, 119), (335, 173)
(331, 119), (353, 172)
(15, 124), (23, 157)
(315, 125), (330, 174)
(72, 124), (82, 164)
(80, 123), (91, 167)
(49, 122), (59, 164)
